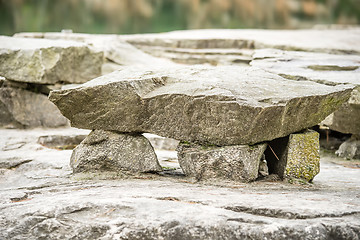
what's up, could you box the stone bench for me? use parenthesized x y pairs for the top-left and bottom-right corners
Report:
(49, 65), (353, 182)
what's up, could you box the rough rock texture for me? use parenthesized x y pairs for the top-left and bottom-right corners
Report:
(0, 128), (360, 239)
(70, 130), (162, 173)
(38, 134), (87, 150)
(322, 87), (360, 135)
(267, 130), (320, 182)
(14, 32), (172, 71)
(49, 65), (353, 145)
(336, 135), (360, 160)
(0, 36), (103, 84)
(0, 87), (69, 128)
(251, 49), (360, 86)
(177, 142), (267, 182)
(121, 29), (360, 54)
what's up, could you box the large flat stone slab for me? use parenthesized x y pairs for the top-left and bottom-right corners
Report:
(251, 48), (360, 86)
(120, 29), (360, 54)
(14, 32), (172, 69)
(50, 65), (353, 145)
(0, 36), (103, 84)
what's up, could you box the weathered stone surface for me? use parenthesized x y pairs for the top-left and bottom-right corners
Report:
(14, 32), (172, 70)
(50, 65), (353, 145)
(266, 130), (320, 182)
(38, 134), (87, 150)
(251, 49), (360, 86)
(0, 87), (68, 128)
(250, 49), (360, 136)
(177, 142), (267, 182)
(336, 135), (360, 160)
(322, 87), (360, 135)
(121, 29), (360, 54)
(0, 127), (360, 239)
(70, 130), (162, 173)
(132, 46), (253, 66)
(0, 36), (103, 84)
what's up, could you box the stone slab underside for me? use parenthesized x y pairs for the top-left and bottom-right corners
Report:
(50, 65), (353, 145)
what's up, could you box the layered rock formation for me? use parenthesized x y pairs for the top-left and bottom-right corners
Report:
(0, 36), (104, 128)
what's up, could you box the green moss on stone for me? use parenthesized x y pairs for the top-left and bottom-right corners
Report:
(285, 130), (320, 182)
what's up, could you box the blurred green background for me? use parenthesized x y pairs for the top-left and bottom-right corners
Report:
(1, 0), (359, 36)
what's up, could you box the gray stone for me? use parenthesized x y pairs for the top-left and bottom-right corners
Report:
(132, 46), (253, 66)
(70, 130), (162, 173)
(38, 134), (87, 150)
(121, 28), (360, 54)
(0, 36), (103, 84)
(14, 32), (172, 70)
(250, 49), (360, 136)
(49, 65), (353, 145)
(258, 156), (269, 177)
(336, 135), (360, 160)
(322, 87), (360, 135)
(266, 130), (320, 182)
(251, 49), (360, 86)
(177, 142), (267, 182)
(0, 87), (69, 128)
(16, 29), (360, 55)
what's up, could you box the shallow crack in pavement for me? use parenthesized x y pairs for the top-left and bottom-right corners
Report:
(224, 205), (360, 220)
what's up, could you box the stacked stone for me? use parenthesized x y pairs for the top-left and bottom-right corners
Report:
(0, 36), (103, 128)
(14, 29), (359, 179)
(49, 65), (353, 182)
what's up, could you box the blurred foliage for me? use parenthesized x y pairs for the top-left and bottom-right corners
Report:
(0, 0), (359, 35)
